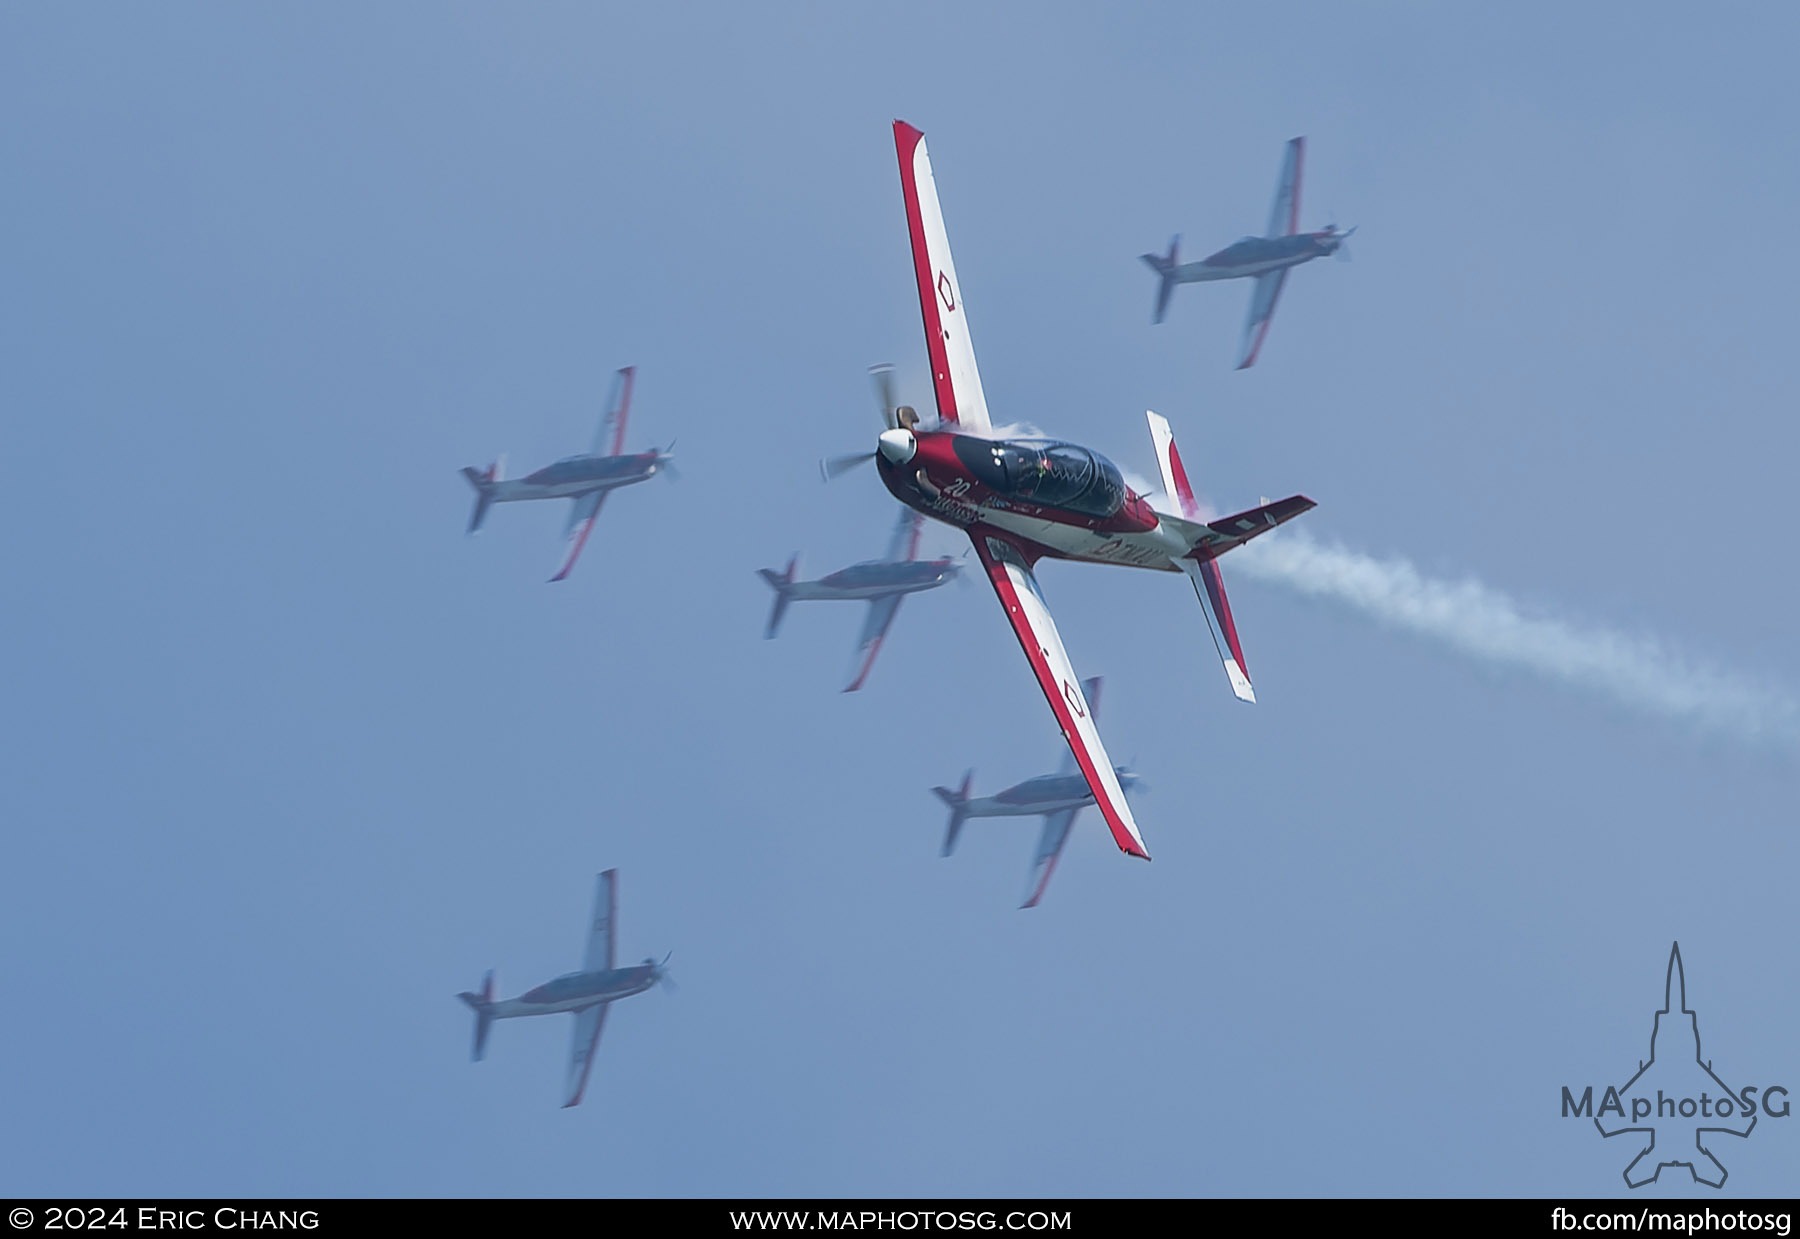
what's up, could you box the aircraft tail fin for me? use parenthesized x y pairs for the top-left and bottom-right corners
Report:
(931, 769), (975, 856)
(755, 554), (800, 639)
(456, 970), (495, 1061)
(460, 458), (503, 534)
(1140, 234), (1180, 324)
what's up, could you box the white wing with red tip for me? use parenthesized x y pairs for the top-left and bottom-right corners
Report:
(969, 531), (1148, 859)
(1023, 808), (1079, 909)
(550, 490), (607, 583)
(1267, 137), (1304, 238)
(883, 506), (924, 564)
(844, 594), (904, 693)
(893, 121), (992, 432)
(581, 869), (617, 973)
(563, 1003), (609, 1108)
(1237, 269), (1289, 370)
(592, 366), (635, 457)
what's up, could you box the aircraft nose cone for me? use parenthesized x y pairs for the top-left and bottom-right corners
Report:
(877, 428), (916, 465)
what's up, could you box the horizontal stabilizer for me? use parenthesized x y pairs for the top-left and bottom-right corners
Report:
(1140, 235), (1180, 324)
(460, 462), (501, 534)
(1159, 495), (1315, 560)
(457, 970), (495, 1062)
(756, 555), (800, 639)
(932, 769), (975, 856)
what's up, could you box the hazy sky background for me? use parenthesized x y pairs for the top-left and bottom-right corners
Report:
(4, 3), (1797, 1198)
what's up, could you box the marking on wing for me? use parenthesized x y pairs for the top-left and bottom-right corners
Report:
(1062, 679), (1086, 718)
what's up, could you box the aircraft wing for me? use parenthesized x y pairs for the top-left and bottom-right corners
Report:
(968, 530), (1148, 859)
(1023, 808), (1080, 909)
(1266, 137), (1304, 238)
(1236, 268), (1289, 370)
(581, 869), (617, 973)
(562, 1003), (609, 1108)
(844, 594), (905, 693)
(1054, 676), (1101, 774)
(549, 491), (608, 583)
(591, 366), (636, 457)
(893, 121), (992, 432)
(883, 506), (924, 563)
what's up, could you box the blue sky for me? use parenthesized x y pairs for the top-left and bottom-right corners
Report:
(4, 3), (1796, 1197)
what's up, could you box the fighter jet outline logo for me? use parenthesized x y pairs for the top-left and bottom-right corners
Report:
(1592, 942), (1756, 1188)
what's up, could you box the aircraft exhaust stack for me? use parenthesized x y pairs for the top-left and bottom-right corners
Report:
(756, 554), (801, 639)
(460, 459), (503, 535)
(1140, 234), (1180, 324)
(457, 970), (496, 1062)
(932, 769), (976, 857)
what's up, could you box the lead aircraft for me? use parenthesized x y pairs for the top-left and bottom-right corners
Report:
(1141, 137), (1353, 369)
(460, 366), (676, 581)
(457, 870), (672, 1108)
(824, 121), (1317, 862)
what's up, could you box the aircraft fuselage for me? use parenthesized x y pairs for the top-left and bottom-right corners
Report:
(789, 558), (960, 602)
(966, 768), (1140, 818)
(879, 432), (1190, 572)
(488, 963), (658, 1020)
(1173, 232), (1340, 284)
(492, 452), (663, 503)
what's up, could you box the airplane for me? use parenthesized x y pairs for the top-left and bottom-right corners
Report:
(821, 120), (1317, 864)
(457, 869), (672, 1109)
(459, 365), (677, 581)
(757, 486), (962, 692)
(1140, 136), (1353, 369)
(933, 676), (1143, 908)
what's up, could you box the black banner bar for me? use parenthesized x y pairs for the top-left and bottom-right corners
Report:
(1, 1200), (1797, 1234)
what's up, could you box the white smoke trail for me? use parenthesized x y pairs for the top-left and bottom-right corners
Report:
(1232, 530), (1800, 751)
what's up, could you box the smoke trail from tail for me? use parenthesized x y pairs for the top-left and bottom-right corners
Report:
(1233, 531), (1800, 750)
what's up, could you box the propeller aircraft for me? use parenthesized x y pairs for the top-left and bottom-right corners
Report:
(933, 677), (1144, 908)
(824, 121), (1317, 864)
(758, 482), (963, 692)
(1141, 136), (1353, 369)
(460, 366), (678, 581)
(457, 869), (673, 1109)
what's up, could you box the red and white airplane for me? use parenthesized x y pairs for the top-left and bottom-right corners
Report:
(457, 869), (672, 1109)
(934, 677), (1144, 908)
(1141, 137), (1353, 369)
(824, 121), (1317, 862)
(460, 366), (676, 582)
(757, 500), (962, 693)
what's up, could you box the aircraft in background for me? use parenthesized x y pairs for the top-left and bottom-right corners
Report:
(821, 121), (1316, 864)
(457, 869), (673, 1109)
(758, 476), (962, 692)
(934, 677), (1143, 908)
(460, 366), (677, 581)
(1141, 136), (1353, 369)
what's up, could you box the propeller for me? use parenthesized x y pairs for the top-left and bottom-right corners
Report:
(654, 440), (681, 482)
(1325, 219), (1356, 262)
(650, 951), (678, 994)
(819, 364), (922, 482)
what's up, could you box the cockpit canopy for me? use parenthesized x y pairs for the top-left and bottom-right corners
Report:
(952, 437), (1127, 518)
